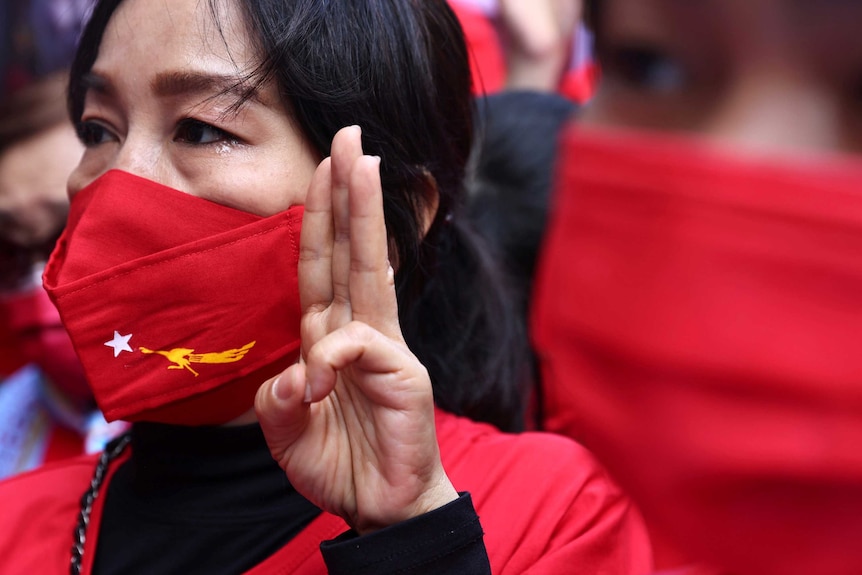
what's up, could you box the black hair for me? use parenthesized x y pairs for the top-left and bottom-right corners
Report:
(469, 91), (578, 307)
(467, 91), (577, 427)
(68, 0), (529, 431)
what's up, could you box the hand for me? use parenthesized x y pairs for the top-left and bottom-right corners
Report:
(255, 126), (458, 535)
(498, 0), (582, 91)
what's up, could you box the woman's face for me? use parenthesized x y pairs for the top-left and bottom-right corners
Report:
(0, 123), (82, 277)
(583, 0), (862, 157)
(69, 0), (319, 215)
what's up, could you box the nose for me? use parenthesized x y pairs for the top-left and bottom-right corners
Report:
(67, 132), (175, 199)
(705, 68), (843, 157)
(111, 131), (174, 185)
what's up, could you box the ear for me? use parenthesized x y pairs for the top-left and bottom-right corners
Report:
(385, 168), (440, 271)
(418, 167), (440, 238)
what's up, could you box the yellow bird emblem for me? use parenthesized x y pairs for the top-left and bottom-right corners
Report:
(140, 341), (256, 377)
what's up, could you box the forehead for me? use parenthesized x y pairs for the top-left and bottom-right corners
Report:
(96, 0), (258, 79)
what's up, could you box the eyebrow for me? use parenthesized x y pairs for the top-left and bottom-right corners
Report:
(151, 71), (261, 104)
(80, 70), (262, 105)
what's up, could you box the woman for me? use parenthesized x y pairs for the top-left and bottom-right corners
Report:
(535, 1), (862, 574)
(449, 0), (596, 101)
(0, 0), (112, 477)
(0, 0), (651, 573)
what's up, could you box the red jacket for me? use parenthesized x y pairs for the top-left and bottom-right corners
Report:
(0, 409), (651, 574)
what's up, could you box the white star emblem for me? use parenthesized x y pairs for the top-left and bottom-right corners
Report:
(104, 331), (134, 357)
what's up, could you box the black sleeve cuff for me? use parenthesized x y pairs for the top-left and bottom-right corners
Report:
(320, 492), (491, 575)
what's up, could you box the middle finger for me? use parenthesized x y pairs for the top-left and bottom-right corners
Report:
(330, 126), (365, 314)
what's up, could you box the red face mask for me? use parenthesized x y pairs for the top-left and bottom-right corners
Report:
(43, 170), (303, 425)
(0, 286), (90, 402)
(533, 127), (862, 575)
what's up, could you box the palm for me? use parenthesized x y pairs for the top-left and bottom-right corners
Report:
(255, 126), (456, 534)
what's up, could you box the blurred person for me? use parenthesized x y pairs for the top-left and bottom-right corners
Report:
(0, 0), (120, 479)
(0, 0), (652, 573)
(450, 0), (597, 102)
(449, 1), (507, 94)
(533, 1), (862, 574)
(497, 0), (582, 93)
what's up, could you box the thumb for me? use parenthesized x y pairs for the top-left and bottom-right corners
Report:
(255, 362), (312, 463)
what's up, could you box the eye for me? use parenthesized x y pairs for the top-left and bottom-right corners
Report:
(174, 119), (240, 145)
(604, 45), (688, 94)
(76, 121), (116, 147)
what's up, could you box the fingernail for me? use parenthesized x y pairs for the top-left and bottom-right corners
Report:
(350, 125), (362, 135)
(273, 376), (291, 401)
(303, 383), (313, 404)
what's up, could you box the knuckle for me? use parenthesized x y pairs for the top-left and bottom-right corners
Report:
(331, 291), (352, 307)
(299, 245), (330, 262)
(343, 320), (373, 340)
(349, 260), (384, 275)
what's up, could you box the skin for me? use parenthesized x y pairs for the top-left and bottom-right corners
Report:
(583, 0), (862, 157)
(70, 0), (319, 212)
(498, 0), (582, 91)
(74, 0), (458, 535)
(0, 122), (83, 276)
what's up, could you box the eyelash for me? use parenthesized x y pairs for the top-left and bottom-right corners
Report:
(77, 121), (114, 147)
(174, 118), (242, 146)
(75, 118), (243, 147)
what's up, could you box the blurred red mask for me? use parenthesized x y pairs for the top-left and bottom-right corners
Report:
(534, 127), (862, 575)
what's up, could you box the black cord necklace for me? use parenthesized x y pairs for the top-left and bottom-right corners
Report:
(70, 433), (132, 575)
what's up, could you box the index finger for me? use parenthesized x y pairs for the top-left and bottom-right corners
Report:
(299, 157), (334, 314)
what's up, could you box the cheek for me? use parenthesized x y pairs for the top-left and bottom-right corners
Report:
(273, 120), (323, 208)
(67, 154), (106, 200)
(248, 136), (321, 215)
(189, 151), (319, 216)
(582, 84), (717, 134)
(286, 156), (319, 208)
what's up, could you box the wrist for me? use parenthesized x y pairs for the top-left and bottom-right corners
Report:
(354, 473), (459, 536)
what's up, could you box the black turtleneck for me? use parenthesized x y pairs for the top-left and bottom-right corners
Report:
(94, 422), (322, 574)
(93, 422), (490, 574)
